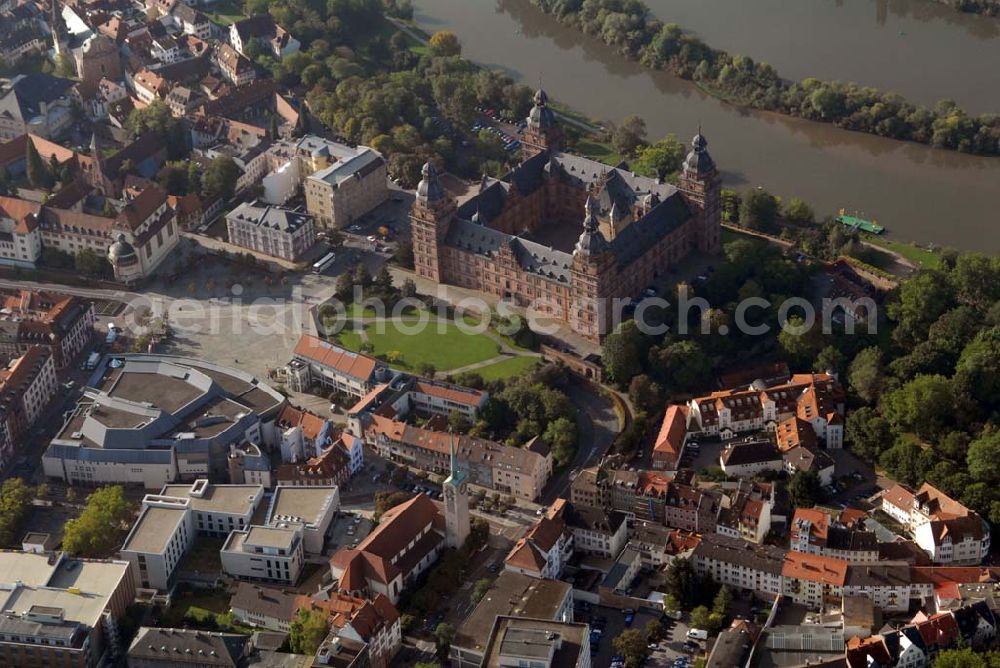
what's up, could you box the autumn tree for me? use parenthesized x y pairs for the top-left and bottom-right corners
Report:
(429, 31), (461, 57)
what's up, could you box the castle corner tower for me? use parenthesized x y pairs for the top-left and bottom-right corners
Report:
(443, 435), (470, 549)
(521, 89), (564, 160)
(410, 161), (455, 283)
(678, 130), (722, 255)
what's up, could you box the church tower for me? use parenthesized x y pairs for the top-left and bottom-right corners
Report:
(443, 435), (470, 549)
(409, 161), (455, 283)
(50, 0), (67, 56)
(677, 130), (722, 255)
(521, 89), (564, 160)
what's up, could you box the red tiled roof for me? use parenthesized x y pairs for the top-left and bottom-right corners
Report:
(653, 404), (687, 467)
(781, 551), (848, 587)
(294, 334), (378, 382)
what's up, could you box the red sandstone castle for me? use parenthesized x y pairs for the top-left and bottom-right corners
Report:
(410, 90), (721, 340)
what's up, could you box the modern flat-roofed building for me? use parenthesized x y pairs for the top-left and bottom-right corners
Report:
(221, 525), (304, 585)
(43, 354), (284, 488)
(451, 572), (573, 668)
(0, 551), (134, 668)
(160, 479), (265, 539)
(119, 494), (196, 591)
(480, 616), (591, 668)
(266, 484), (339, 555)
(225, 200), (316, 261)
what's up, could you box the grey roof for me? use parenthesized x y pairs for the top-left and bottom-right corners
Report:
(693, 532), (786, 575)
(443, 218), (573, 285)
(128, 627), (249, 667)
(415, 161), (446, 203)
(683, 132), (716, 176)
(0, 74), (75, 122)
(44, 443), (174, 464)
(227, 201), (313, 234)
(450, 149), (691, 272)
(527, 89), (557, 131)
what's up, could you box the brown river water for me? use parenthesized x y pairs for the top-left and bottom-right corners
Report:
(412, 0), (1000, 251)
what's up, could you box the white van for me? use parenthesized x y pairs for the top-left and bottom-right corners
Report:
(686, 629), (708, 641)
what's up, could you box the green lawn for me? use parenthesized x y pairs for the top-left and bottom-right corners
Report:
(205, 0), (245, 25)
(574, 138), (620, 165)
(160, 589), (252, 633)
(473, 356), (541, 381)
(335, 318), (500, 371)
(867, 237), (942, 269)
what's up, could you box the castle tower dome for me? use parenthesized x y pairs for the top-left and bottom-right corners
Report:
(415, 161), (446, 205)
(574, 195), (609, 257)
(522, 88), (564, 159)
(683, 130), (716, 177)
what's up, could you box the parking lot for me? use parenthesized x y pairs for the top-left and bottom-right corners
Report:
(327, 510), (373, 553)
(575, 603), (699, 667)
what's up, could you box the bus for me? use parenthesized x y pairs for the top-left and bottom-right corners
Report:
(312, 252), (336, 274)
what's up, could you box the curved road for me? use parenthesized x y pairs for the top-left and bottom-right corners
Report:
(541, 384), (620, 504)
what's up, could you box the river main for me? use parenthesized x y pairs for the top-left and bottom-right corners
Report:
(412, 0), (1000, 252)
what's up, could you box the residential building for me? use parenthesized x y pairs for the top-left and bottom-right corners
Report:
(329, 494), (445, 605)
(842, 562), (912, 613)
(781, 551), (848, 609)
(692, 532), (785, 597)
(412, 91), (720, 342)
(229, 583), (298, 633)
(169, 3), (212, 40)
(275, 442), (351, 488)
(505, 500), (573, 579)
(227, 442), (273, 488)
(298, 592), (401, 668)
(127, 628), (251, 668)
(685, 372), (845, 443)
(0, 74), (78, 140)
(628, 522), (700, 569)
(790, 508), (879, 563)
(881, 483), (991, 565)
(451, 572), (573, 668)
(0, 347), (57, 468)
(131, 69), (169, 105)
(214, 42), (256, 86)
(600, 544), (642, 596)
(267, 403), (333, 462)
(230, 15), (300, 59)
(221, 524), (305, 585)
(480, 616), (591, 668)
(564, 503), (627, 558)
(0, 292), (93, 368)
(225, 200), (317, 261)
(719, 440), (783, 478)
(652, 404), (688, 470)
(42, 354), (284, 488)
(0, 551), (134, 668)
(367, 412), (552, 500)
(267, 484), (339, 555)
(0, 8), (46, 65)
(304, 145), (388, 229)
(715, 482), (772, 544)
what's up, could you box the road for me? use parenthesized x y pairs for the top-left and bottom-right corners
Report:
(541, 384), (620, 504)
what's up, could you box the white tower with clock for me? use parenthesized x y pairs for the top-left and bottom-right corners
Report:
(443, 435), (470, 549)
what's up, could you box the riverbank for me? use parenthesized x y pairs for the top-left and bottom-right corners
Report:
(525, 0), (999, 156)
(936, 0), (999, 17)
